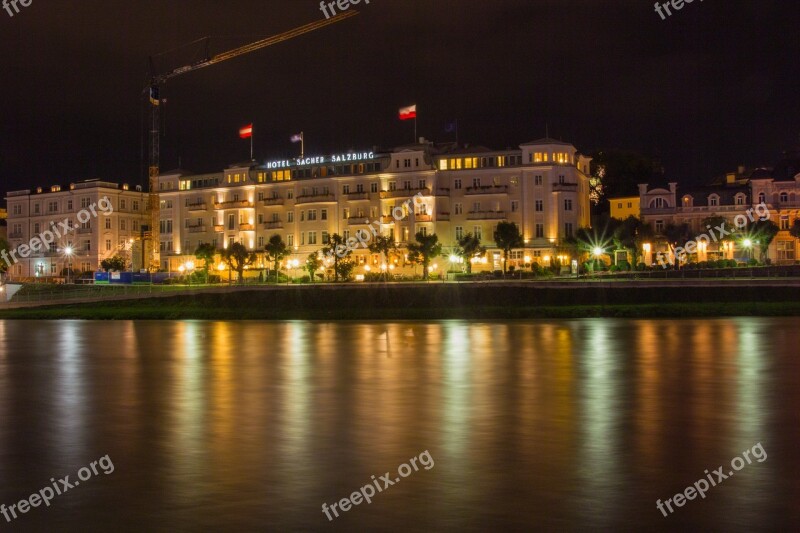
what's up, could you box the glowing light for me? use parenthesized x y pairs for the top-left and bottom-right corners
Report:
(449, 254), (459, 263)
(524, 256), (531, 263)
(217, 263), (226, 271)
(743, 239), (752, 248)
(185, 261), (195, 270)
(643, 243), (651, 253)
(365, 265), (371, 272)
(593, 247), (603, 257)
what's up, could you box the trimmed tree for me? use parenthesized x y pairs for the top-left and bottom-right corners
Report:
(457, 233), (486, 274)
(100, 255), (127, 272)
(322, 234), (353, 282)
(264, 234), (289, 283)
(367, 235), (397, 280)
(493, 221), (524, 275)
(194, 242), (217, 283)
(305, 253), (322, 282)
(222, 242), (257, 284)
(407, 232), (442, 280)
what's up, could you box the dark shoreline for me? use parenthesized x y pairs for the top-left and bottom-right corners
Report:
(1, 282), (799, 320)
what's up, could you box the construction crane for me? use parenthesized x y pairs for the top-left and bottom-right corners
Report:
(144, 11), (359, 271)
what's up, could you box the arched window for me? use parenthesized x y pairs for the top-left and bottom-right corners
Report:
(709, 194), (719, 207)
(682, 195), (693, 207)
(735, 194), (746, 206)
(758, 192), (766, 204)
(780, 192), (789, 203)
(650, 197), (666, 209)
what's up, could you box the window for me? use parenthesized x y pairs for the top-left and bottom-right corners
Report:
(106, 240), (112, 252)
(535, 200), (543, 212)
(777, 240), (795, 261)
(371, 183), (378, 193)
(389, 182), (396, 191)
(534, 175), (543, 186)
(34, 203), (40, 214)
(287, 190), (294, 199)
(403, 180), (411, 190)
(81, 198), (89, 208)
(617, 203), (623, 209)
(564, 223), (574, 238)
(120, 219), (126, 230)
(105, 218), (112, 229)
(511, 201), (519, 213)
(655, 220), (664, 233)
(287, 211), (294, 223)
(321, 209), (328, 221)
(419, 227), (427, 237)
(12, 204), (22, 215)
(418, 179), (426, 189)
(564, 199), (573, 211)
(228, 214), (235, 230)
(735, 194), (745, 206)
(34, 223), (40, 234)
(308, 231), (317, 245)
(133, 201), (139, 211)
(708, 195), (718, 207)
(473, 226), (482, 240)
(651, 197), (667, 208)
(120, 199), (126, 210)
(308, 210), (317, 221)
(780, 215), (790, 230)
(343, 208), (350, 219)
(472, 177), (481, 188)
(342, 184), (350, 194)
(287, 234), (294, 247)
(758, 192), (766, 204)
(780, 192), (789, 203)
(343, 230), (351, 240)
(472, 202), (481, 213)
(48, 201), (58, 213)
(300, 211), (305, 222)
(454, 203), (463, 215)
(258, 236), (265, 248)
(454, 179), (462, 190)
(322, 231), (329, 244)
(535, 224), (544, 238)
(160, 220), (172, 234)
(627, 202), (633, 208)
(455, 226), (463, 240)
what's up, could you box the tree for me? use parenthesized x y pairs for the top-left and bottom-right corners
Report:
(221, 242), (257, 284)
(790, 219), (800, 240)
(100, 255), (127, 272)
(662, 223), (691, 268)
(322, 233), (352, 282)
(194, 242), (217, 283)
(493, 221), (524, 275)
(264, 234), (289, 283)
(749, 220), (780, 263)
(612, 216), (655, 266)
(590, 149), (661, 209)
(457, 233), (486, 274)
(407, 232), (442, 280)
(305, 253), (322, 282)
(367, 235), (396, 279)
(0, 238), (10, 276)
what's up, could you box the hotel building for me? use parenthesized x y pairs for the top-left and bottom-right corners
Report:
(4, 138), (592, 278)
(4, 182), (149, 278)
(639, 160), (800, 264)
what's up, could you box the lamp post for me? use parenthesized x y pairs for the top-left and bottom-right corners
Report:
(64, 247), (73, 284)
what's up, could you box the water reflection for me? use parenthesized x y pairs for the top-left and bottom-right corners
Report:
(0, 318), (796, 530)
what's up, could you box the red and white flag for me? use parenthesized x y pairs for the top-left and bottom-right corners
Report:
(239, 124), (253, 139)
(399, 105), (417, 121)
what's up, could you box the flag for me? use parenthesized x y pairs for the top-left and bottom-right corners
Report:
(239, 124), (253, 139)
(445, 120), (458, 133)
(290, 133), (303, 143)
(399, 105), (417, 121)
(149, 86), (160, 106)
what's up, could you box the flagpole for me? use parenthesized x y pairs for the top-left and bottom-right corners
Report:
(414, 117), (417, 143)
(301, 131), (304, 159)
(250, 125), (254, 161)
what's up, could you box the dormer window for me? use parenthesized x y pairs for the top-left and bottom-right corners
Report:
(682, 195), (693, 207)
(650, 197), (667, 209)
(708, 194), (719, 207)
(735, 193), (746, 206)
(758, 192), (766, 204)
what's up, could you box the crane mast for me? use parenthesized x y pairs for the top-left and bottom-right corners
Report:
(145, 11), (359, 271)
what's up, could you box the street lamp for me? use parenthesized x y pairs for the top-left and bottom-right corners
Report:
(64, 246), (73, 284)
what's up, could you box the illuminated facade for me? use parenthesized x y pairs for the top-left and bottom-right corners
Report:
(158, 138), (592, 274)
(609, 196), (640, 220)
(4, 182), (148, 278)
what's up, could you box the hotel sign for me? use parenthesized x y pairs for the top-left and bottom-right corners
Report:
(265, 151), (375, 169)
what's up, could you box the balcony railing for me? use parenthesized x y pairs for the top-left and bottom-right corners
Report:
(214, 200), (254, 209)
(380, 187), (429, 199)
(187, 225), (207, 233)
(465, 185), (509, 195)
(344, 191), (370, 200)
(264, 221), (283, 230)
(186, 202), (207, 211)
(8, 232), (23, 239)
(262, 197), (284, 206)
(414, 214), (432, 222)
(213, 225), (225, 232)
(77, 227), (93, 234)
(434, 188), (450, 196)
(437, 212), (450, 221)
(348, 217), (371, 226)
(552, 182), (578, 192)
(295, 194), (335, 204)
(467, 210), (506, 220)
(239, 224), (255, 231)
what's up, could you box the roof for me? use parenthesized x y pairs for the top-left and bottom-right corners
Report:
(520, 137), (574, 147)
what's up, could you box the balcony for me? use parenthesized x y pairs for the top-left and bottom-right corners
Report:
(344, 191), (370, 201)
(380, 187), (429, 199)
(239, 224), (255, 231)
(434, 188), (450, 196)
(77, 227), (93, 234)
(214, 200), (254, 209)
(187, 225), (207, 233)
(295, 193), (335, 204)
(186, 202), (207, 211)
(348, 217), (371, 226)
(262, 197), (284, 206)
(467, 210), (506, 220)
(8, 232), (23, 239)
(465, 185), (509, 195)
(414, 214), (432, 223)
(264, 221), (284, 230)
(552, 182), (578, 192)
(213, 225), (225, 232)
(437, 212), (450, 221)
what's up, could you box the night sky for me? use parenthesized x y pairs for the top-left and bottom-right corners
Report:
(1, 0), (798, 196)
